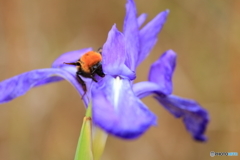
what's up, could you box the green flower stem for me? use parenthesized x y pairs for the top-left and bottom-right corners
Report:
(92, 126), (108, 160)
(74, 101), (108, 160)
(74, 103), (93, 160)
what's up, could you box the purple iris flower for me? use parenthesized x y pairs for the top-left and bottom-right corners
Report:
(0, 0), (209, 141)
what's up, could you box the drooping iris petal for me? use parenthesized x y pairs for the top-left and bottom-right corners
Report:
(91, 75), (156, 139)
(137, 10), (169, 66)
(34, 66), (78, 88)
(0, 68), (88, 106)
(102, 25), (135, 80)
(52, 48), (92, 68)
(34, 76), (63, 87)
(148, 50), (176, 95)
(123, 0), (139, 70)
(137, 13), (147, 28)
(154, 94), (209, 141)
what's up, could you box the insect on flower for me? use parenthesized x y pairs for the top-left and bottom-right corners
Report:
(0, 0), (209, 141)
(64, 48), (105, 96)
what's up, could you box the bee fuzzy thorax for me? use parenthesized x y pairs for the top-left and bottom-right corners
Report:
(80, 51), (102, 73)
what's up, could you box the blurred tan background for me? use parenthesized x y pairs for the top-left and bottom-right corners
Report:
(0, 0), (239, 160)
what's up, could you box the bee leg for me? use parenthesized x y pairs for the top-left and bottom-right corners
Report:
(90, 75), (98, 82)
(64, 62), (80, 66)
(76, 73), (87, 99)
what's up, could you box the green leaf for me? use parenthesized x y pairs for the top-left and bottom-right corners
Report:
(74, 103), (93, 160)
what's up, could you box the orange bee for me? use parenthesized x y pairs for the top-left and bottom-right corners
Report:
(64, 48), (105, 96)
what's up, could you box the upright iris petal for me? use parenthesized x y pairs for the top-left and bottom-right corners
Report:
(102, 25), (135, 80)
(137, 10), (169, 67)
(123, 0), (140, 70)
(137, 13), (148, 28)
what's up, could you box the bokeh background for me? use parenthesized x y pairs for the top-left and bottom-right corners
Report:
(0, 0), (239, 160)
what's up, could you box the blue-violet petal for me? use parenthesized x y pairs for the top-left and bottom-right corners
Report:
(137, 13), (147, 28)
(123, 0), (140, 70)
(137, 10), (169, 66)
(91, 75), (156, 139)
(133, 81), (165, 99)
(102, 25), (135, 80)
(148, 50), (176, 95)
(154, 94), (209, 141)
(0, 68), (88, 106)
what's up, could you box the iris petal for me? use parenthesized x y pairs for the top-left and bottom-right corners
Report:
(137, 10), (169, 66)
(133, 81), (165, 99)
(102, 25), (135, 80)
(137, 13), (147, 28)
(148, 50), (176, 95)
(154, 94), (209, 141)
(0, 68), (88, 106)
(123, 0), (140, 70)
(91, 76), (156, 139)
(52, 48), (92, 68)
